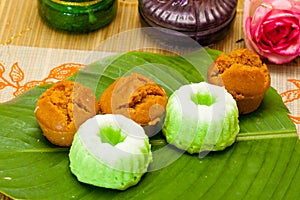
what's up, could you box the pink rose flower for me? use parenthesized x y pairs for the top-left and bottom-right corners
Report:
(243, 0), (300, 64)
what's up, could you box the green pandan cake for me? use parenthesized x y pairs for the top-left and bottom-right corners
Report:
(162, 82), (239, 154)
(69, 114), (152, 190)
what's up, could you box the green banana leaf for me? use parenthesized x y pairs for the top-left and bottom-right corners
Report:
(0, 50), (298, 200)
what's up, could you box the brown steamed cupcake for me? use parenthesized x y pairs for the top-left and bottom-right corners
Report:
(35, 80), (100, 147)
(99, 73), (168, 136)
(208, 48), (270, 115)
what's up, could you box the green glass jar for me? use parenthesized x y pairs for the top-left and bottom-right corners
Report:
(38, 0), (118, 32)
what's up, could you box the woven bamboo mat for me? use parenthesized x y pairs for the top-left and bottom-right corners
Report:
(0, 0), (245, 51)
(0, 0), (299, 199)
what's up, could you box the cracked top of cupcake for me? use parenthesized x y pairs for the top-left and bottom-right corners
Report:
(99, 73), (168, 127)
(207, 48), (271, 114)
(210, 48), (270, 96)
(35, 80), (99, 146)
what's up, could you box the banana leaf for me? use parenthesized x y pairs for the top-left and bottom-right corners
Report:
(0, 50), (298, 200)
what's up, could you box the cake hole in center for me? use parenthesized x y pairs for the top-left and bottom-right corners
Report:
(191, 93), (216, 106)
(98, 126), (126, 146)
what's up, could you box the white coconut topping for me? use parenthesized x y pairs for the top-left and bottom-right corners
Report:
(77, 114), (149, 170)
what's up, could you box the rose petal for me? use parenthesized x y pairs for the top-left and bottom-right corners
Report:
(263, 52), (298, 64)
(245, 17), (260, 52)
(243, 0), (300, 64)
(263, 21), (290, 45)
(264, 9), (298, 20)
(276, 38), (300, 55)
(271, 0), (293, 9)
(251, 6), (272, 27)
